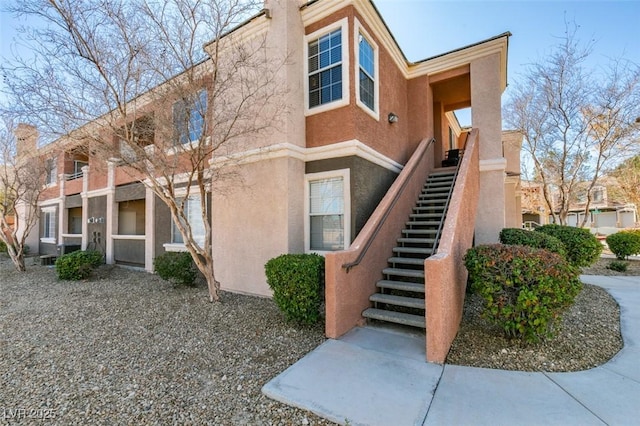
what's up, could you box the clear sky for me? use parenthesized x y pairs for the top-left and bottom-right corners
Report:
(1, 0), (639, 116)
(374, 0), (640, 91)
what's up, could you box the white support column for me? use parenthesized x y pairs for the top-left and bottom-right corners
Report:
(81, 166), (90, 250)
(58, 173), (65, 246)
(105, 161), (116, 264)
(145, 186), (155, 272)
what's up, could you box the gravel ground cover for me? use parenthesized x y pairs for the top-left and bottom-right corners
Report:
(1, 255), (634, 424)
(0, 257), (332, 425)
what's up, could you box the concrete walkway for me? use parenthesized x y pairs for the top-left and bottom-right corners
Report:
(262, 275), (640, 425)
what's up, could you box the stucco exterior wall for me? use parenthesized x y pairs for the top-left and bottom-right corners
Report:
(212, 156), (305, 296)
(471, 53), (505, 244)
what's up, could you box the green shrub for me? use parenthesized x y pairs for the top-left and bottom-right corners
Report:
(0, 240), (6, 253)
(606, 231), (640, 260)
(607, 260), (629, 272)
(55, 250), (104, 280)
(499, 228), (566, 257)
(153, 251), (198, 287)
(265, 253), (325, 325)
(535, 224), (603, 267)
(464, 244), (581, 342)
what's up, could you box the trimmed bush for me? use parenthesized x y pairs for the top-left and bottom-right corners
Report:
(535, 224), (602, 267)
(499, 228), (566, 257)
(606, 231), (640, 260)
(55, 250), (104, 280)
(464, 244), (581, 342)
(154, 251), (198, 287)
(607, 260), (629, 272)
(0, 240), (6, 253)
(265, 253), (325, 325)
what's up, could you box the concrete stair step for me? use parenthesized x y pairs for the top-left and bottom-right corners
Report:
(406, 220), (440, 227)
(409, 213), (443, 219)
(387, 256), (425, 266)
(413, 206), (445, 212)
(370, 293), (425, 309)
(382, 267), (425, 279)
(397, 237), (437, 245)
(402, 229), (438, 235)
(377, 279), (425, 293)
(362, 308), (426, 328)
(392, 246), (434, 255)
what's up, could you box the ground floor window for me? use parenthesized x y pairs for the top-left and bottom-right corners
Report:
(68, 207), (83, 234)
(118, 199), (145, 235)
(305, 169), (350, 253)
(172, 195), (205, 247)
(41, 207), (56, 241)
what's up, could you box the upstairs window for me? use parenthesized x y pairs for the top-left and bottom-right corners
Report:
(308, 29), (342, 108)
(355, 20), (379, 119)
(358, 34), (375, 111)
(304, 18), (349, 115)
(45, 158), (57, 185)
(173, 90), (207, 144)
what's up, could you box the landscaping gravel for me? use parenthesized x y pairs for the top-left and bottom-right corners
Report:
(0, 257), (332, 425)
(1, 255), (632, 424)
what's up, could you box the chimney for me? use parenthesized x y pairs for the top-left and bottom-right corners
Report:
(14, 123), (39, 159)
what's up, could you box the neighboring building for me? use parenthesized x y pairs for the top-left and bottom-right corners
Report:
(16, 0), (516, 362)
(521, 179), (638, 232)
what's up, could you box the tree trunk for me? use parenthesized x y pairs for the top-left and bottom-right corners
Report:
(6, 244), (26, 272)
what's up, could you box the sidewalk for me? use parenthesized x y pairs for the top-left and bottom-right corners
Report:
(262, 275), (640, 425)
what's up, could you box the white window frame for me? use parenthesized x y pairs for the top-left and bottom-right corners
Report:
(304, 18), (350, 117)
(354, 19), (379, 120)
(41, 207), (57, 243)
(173, 89), (207, 145)
(163, 188), (207, 252)
(45, 158), (57, 187)
(304, 168), (351, 254)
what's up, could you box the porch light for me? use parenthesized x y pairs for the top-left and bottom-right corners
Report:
(388, 112), (398, 123)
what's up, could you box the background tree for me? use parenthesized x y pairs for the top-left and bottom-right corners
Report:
(607, 155), (640, 215)
(0, 117), (48, 271)
(1, 0), (285, 301)
(504, 22), (640, 225)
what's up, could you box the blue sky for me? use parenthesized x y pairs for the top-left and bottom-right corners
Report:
(374, 0), (640, 90)
(1, 0), (639, 116)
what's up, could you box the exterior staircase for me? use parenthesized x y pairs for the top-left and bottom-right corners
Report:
(362, 168), (457, 329)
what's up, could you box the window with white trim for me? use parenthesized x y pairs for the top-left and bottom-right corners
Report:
(173, 90), (207, 145)
(304, 18), (349, 115)
(45, 158), (57, 185)
(308, 29), (343, 108)
(42, 208), (56, 240)
(354, 20), (379, 119)
(305, 170), (351, 252)
(171, 195), (205, 247)
(358, 33), (375, 111)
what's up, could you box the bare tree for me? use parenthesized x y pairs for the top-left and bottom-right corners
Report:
(0, 118), (48, 271)
(1, 0), (285, 301)
(504, 22), (640, 225)
(607, 155), (640, 217)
